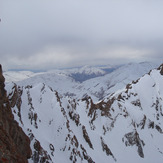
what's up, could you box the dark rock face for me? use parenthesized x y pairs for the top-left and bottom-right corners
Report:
(122, 131), (145, 158)
(158, 64), (163, 75)
(0, 65), (6, 102)
(0, 64), (31, 162)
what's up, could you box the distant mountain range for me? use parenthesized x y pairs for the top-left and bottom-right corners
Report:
(4, 64), (119, 83)
(5, 62), (159, 101)
(4, 62), (163, 162)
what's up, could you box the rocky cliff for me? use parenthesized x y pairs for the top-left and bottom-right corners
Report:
(0, 64), (31, 162)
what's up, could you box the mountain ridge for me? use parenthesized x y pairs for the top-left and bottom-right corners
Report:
(5, 63), (163, 162)
(5, 62), (160, 102)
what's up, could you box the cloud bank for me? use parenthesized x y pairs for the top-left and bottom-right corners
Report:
(0, 0), (163, 70)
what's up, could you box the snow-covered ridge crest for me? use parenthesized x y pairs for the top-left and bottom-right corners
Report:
(4, 65), (107, 84)
(5, 62), (160, 102)
(6, 63), (163, 162)
(68, 65), (106, 75)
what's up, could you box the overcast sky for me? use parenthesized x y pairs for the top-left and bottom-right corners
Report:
(0, 0), (163, 70)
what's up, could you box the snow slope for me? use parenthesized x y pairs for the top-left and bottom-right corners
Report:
(6, 63), (163, 162)
(4, 71), (35, 83)
(5, 62), (159, 102)
(4, 65), (107, 83)
(79, 62), (160, 100)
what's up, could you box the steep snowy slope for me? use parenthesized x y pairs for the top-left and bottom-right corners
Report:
(6, 63), (163, 162)
(6, 71), (82, 100)
(4, 66), (108, 101)
(76, 62), (160, 100)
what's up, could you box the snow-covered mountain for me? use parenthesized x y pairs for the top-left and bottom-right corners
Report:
(5, 62), (159, 102)
(4, 71), (35, 83)
(5, 62), (163, 162)
(4, 65), (108, 84)
(79, 62), (159, 100)
(68, 65), (106, 82)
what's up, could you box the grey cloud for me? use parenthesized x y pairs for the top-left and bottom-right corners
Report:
(0, 0), (163, 70)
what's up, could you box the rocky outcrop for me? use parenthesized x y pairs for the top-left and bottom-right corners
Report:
(158, 64), (163, 75)
(122, 131), (145, 158)
(0, 65), (6, 103)
(0, 64), (31, 162)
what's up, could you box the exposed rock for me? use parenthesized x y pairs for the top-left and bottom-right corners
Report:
(138, 115), (146, 129)
(0, 65), (6, 103)
(69, 111), (80, 126)
(80, 145), (95, 163)
(32, 139), (52, 163)
(122, 131), (145, 158)
(100, 137), (116, 161)
(0, 64), (31, 162)
(8, 84), (23, 125)
(158, 64), (163, 75)
(82, 126), (93, 149)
